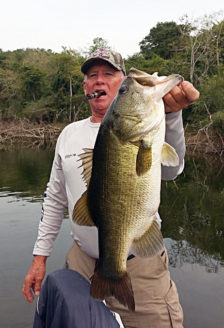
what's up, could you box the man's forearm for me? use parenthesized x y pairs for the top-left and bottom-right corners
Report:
(162, 111), (186, 181)
(33, 255), (48, 263)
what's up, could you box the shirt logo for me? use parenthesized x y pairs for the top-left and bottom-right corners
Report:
(65, 153), (76, 159)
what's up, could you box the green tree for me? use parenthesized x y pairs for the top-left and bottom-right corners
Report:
(178, 13), (224, 84)
(0, 68), (23, 119)
(210, 20), (224, 72)
(20, 65), (46, 102)
(85, 37), (111, 56)
(50, 50), (84, 121)
(125, 53), (168, 76)
(139, 22), (185, 60)
(0, 49), (6, 68)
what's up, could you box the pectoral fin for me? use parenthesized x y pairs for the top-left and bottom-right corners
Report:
(132, 220), (164, 257)
(73, 190), (95, 226)
(161, 142), (179, 167)
(78, 148), (93, 187)
(136, 143), (152, 176)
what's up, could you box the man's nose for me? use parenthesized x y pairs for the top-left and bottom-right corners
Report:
(95, 73), (105, 84)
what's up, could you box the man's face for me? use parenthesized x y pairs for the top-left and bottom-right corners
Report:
(83, 62), (125, 122)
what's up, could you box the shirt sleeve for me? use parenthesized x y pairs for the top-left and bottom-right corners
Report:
(33, 134), (68, 256)
(161, 110), (186, 181)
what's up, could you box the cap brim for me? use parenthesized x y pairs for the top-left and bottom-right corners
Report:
(81, 58), (122, 74)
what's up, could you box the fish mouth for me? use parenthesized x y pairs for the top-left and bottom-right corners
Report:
(129, 68), (183, 99)
(157, 74), (183, 86)
(153, 74), (183, 100)
(129, 68), (158, 87)
(129, 67), (183, 90)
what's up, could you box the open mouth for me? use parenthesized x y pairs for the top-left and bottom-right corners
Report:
(94, 90), (106, 98)
(86, 90), (106, 100)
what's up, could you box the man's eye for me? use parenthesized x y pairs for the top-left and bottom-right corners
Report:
(89, 73), (96, 78)
(105, 72), (113, 76)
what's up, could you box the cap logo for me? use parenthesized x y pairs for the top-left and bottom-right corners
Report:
(93, 49), (110, 58)
(81, 49), (126, 75)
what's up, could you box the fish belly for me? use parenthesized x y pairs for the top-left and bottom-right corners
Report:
(88, 128), (161, 277)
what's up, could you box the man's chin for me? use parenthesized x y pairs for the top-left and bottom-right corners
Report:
(94, 107), (108, 118)
(93, 99), (110, 111)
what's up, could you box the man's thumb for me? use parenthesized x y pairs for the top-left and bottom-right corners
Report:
(34, 280), (42, 296)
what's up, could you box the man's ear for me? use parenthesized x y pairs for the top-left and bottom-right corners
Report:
(83, 80), (87, 95)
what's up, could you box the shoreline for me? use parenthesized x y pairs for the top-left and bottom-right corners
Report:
(0, 119), (63, 150)
(0, 119), (223, 158)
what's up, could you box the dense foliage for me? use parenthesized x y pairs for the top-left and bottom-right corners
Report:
(0, 13), (223, 132)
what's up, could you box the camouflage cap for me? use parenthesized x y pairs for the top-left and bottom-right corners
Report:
(81, 49), (126, 75)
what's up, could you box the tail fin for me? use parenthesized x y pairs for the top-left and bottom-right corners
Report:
(90, 269), (135, 312)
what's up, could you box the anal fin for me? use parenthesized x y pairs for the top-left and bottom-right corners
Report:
(73, 190), (95, 226)
(132, 220), (164, 257)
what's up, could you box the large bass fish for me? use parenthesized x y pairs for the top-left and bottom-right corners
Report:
(73, 68), (183, 311)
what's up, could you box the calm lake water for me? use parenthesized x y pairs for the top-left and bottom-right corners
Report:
(0, 148), (224, 328)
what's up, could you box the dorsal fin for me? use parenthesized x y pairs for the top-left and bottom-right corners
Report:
(78, 148), (93, 187)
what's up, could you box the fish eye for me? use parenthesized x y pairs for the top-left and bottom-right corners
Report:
(119, 84), (128, 94)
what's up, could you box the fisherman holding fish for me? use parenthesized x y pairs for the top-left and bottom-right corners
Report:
(23, 49), (199, 327)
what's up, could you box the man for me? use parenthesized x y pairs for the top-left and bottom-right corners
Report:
(22, 49), (199, 327)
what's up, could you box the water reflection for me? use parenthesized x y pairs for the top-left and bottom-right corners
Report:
(0, 148), (54, 200)
(160, 156), (224, 266)
(165, 238), (223, 273)
(1, 149), (223, 263)
(0, 192), (71, 328)
(0, 148), (224, 327)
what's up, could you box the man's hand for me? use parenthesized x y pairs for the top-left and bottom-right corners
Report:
(22, 255), (47, 303)
(164, 81), (200, 113)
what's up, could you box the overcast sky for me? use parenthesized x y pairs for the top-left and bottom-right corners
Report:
(0, 0), (223, 58)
